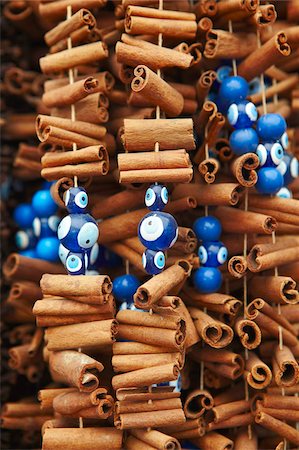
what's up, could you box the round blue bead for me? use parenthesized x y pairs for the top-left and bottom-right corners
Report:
(138, 211), (178, 251)
(113, 274), (141, 303)
(58, 213), (99, 253)
(13, 204), (35, 228)
(64, 186), (88, 214)
(218, 76), (249, 109)
(193, 216), (222, 242)
(229, 128), (259, 155)
(32, 190), (57, 218)
(142, 249), (165, 275)
(216, 65), (232, 84)
(227, 101), (258, 129)
(36, 237), (60, 262)
(256, 167), (284, 195)
(19, 249), (37, 259)
(193, 267), (222, 294)
(145, 184), (168, 211)
(15, 229), (37, 250)
(256, 114), (287, 142)
(256, 142), (284, 168)
(198, 241), (228, 267)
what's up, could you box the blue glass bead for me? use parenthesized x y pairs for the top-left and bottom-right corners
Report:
(229, 128), (259, 156)
(256, 142), (284, 168)
(15, 229), (37, 250)
(138, 211), (178, 251)
(193, 267), (222, 294)
(13, 204), (35, 228)
(19, 249), (37, 259)
(256, 167), (284, 195)
(142, 249), (165, 275)
(216, 65), (232, 84)
(33, 215), (60, 238)
(280, 131), (289, 150)
(113, 274), (141, 303)
(65, 252), (87, 275)
(218, 76), (249, 109)
(145, 184), (168, 211)
(64, 186), (88, 214)
(198, 241), (228, 267)
(32, 190), (57, 217)
(193, 216), (222, 242)
(58, 213), (99, 253)
(276, 187), (292, 199)
(227, 101), (258, 129)
(277, 153), (299, 186)
(256, 113), (287, 142)
(36, 237), (60, 262)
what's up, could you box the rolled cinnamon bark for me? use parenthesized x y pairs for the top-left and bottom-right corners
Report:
(39, 0), (107, 20)
(92, 189), (144, 219)
(36, 115), (107, 140)
(247, 243), (299, 272)
(53, 96), (109, 125)
(105, 242), (145, 272)
(198, 158), (219, 184)
(207, 412), (253, 431)
(134, 261), (191, 309)
(42, 428), (123, 450)
(115, 397), (182, 414)
(49, 350), (103, 392)
(117, 309), (183, 330)
(165, 196), (197, 214)
(255, 412), (299, 446)
(112, 352), (184, 372)
(192, 431), (233, 450)
(191, 347), (244, 380)
(256, 405), (299, 422)
(42, 145), (108, 168)
(98, 208), (147, 244)
(244, 351), (272, 389)
(117, 324), (184, 351)
(131, 65), (184, 117)
(122, 118), (195, 152)
(181, 287), (241, 316)
(204, 29), (257, 59)
(131, 429), (180, 450)
(40, 42), (108, 74)
(1, 402), (49, 418)
(45, 320), (118, 351)
(227, 255), (247, 279)
(231, 153), (259, 187)
(234, 428), (258, 450)
(41, 274), (112, 297)
(3, 254), (65, 283)
(272, 345), (299, 387)
(42, 161), (109, 180)
(184, 389), (214, 419)
(112, 363), (179, 390)
(250, 4), (277, 27)
(188, 308), (234, 348)
(248, 195), (299, 215)
(119, 168), (193, 184)
(172, 183), (243, 206)
(248, 276), (299, 304)
(53, 388), (113, 419)
(1, 415), (52, 431)
(115, 408), (185, 430)
(9, 281), (42, 304)
(118, 149), (191, 171)
(126, 436), (156, 450)
(38, 387), (77, 410)
(116, 386), (180, 402)
(206, 399), (250, 425)
(238, 33), (291, 81)
(214, 206), (276, 234)
(113, 342), (179, 355)
(196, 70), (217, 110)
(234, 317), (261, 349)
(259, 394), (299, 410)
(37, 314), (113, 327)
(250, 74), (299, 105)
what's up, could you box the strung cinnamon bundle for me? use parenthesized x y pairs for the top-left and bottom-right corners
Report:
(181, 287), (241, 316)
(247, 241), (299, 272)
(3, 254), (65, 283)
(53, 388), (113, 419)
(248, 275), (299, 304)
(204, 29), (257, 59)
(234, 317), (261, 350)
(42, 428), (123, 450)
(272, 345), (299, 387)
(172, 182), (243, 206)
(214, 206), (277, 234)
(255, 412), (299, 446)
(192, 431), (233, 450)
(130, 429), (180, 450)
(112, 363), (180, 390)
(244, 351), (272, 390)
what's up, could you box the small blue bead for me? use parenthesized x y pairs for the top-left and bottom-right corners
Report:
(216, 65), (232, 84)
(64, 186), (88, 214)
(36, 237), (60, 262)
(13, 204), (35, 228)
(229, 128), (259, 155)
(198, 241), (228, 267)
(256, 114), (287, 142)
(227, 101), (258, 129)
(142, 249), (165, 275)
(193, 267), (222, 294)
(113, 274), (141, 303)
(32, 190), (57, 218)
(145, 184), (168, 211)
(193, 216), (222, 242)
(66, 252), (87, 275)
(256, 142), (284, 168)
(19, 249), (37, 259)
(256, 167), (284, 195)
(15, 229), (37, 250)
(138, 211), (178, 251)
(218, 76), (249, 109)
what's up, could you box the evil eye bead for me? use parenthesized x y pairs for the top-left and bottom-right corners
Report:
(58, 214), (98, 252)
(256, 167), (284, 195)
(216, 65), (232, 83)
(66, 253), (84, 275)
(257, 143), (284, 168)
(75, 191), (88, 209)
(229, 128), (259, 156)
(217, 246), (228, 265)
(15, 230), (29, 250)
(65, 186), (89, 213)
(227, 101), (258, 129)
(193, 267), (222, 294)
(282, 154), (299, 185)
(142, 249), (165, 275)
(256, 113), (287, 142)
(138, 212), (178, 251)
(145, 184), (168, 211)
(58, 243), (69, 265)
(276, 187), (292, 199)
(13, 204), (35, 228)
(32, 190), (57, 218)
(200, 241), (227, 267)
(36, 237), (60, 262)
(198, 245), (208, 265)
(57, 215), (71, 240)
(77, 221), (99, 249)
(218, 76), (249, 109)
(256, 144), (267, 166)
(113, 274), (140, 303)
(281, 132), (289, 150)
(48, 215), (60, 232)
(193, 216), (221, 241)
(270, 143), (284, 166)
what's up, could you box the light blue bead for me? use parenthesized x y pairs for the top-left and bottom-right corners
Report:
(193, 267), (222, 293)
(142, 249), (165, 275)
(256, 167), (284, 195)
(193, 216), (222, 242)
(32, 190), (57, 218)
(113, 274), (141, 303)
(256, 113), (287, 142)
(36, 237), (60, 262)
(138, 211), (178, 251)
(13, 204), (35, 228)
(229, 128), (259, 155)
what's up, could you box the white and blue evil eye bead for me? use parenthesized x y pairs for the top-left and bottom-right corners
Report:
(145, 184), (168, 211)
(138, 211), (178, 251)
(227, 101), (258, 129)
(142, 249), (166, 275)
(256, 142), (284, 168)
(216, 65), (232, 83)
(281, 153), (299, 185)
(48, 215), (60, 233)
(65, 186), (88, 214)
(66, 253), (85, 275)
(58, 243), (69, 265)
(15, 229), (36, 250)
(276, 187), (292, 199)
(198, 241), (228, 267)
(58, 214), (98, 252)
(280, 132), (289, 150)
(89, 243), (99, 266)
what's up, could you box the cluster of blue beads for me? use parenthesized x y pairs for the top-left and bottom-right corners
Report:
(13, 186), (60, 262)
(57, 186), (99, 275)
(192, 216), (228, 294)
(138, 184), (178, 275)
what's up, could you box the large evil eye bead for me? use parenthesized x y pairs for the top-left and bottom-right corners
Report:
(228, 101), (257, 129)
(270, 143), (284, 166)
(66, 254), (84, 275)
(77, 221), (99, 249)
(193, 267), (222, 294)
(276, 187), (292, 199)
(218, 76), (249, 109)
(138, 212), (178, 251)
(32, 190), (57, 218)
(142, 249), (165, 275)
(198, 246), (208, 265)
(13, 203), (35, 228)
(145, 184), (168, 211)
(139, 214), (164, 242)
(193, 216), (221, 241)
(229, 128), (258, 156)
(113, 274), (140, 303)
(256, 167), (284, 195)
(280, 132), (288, 150)
(57, 215), (71, 240)
(257, 113), (287, 141)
